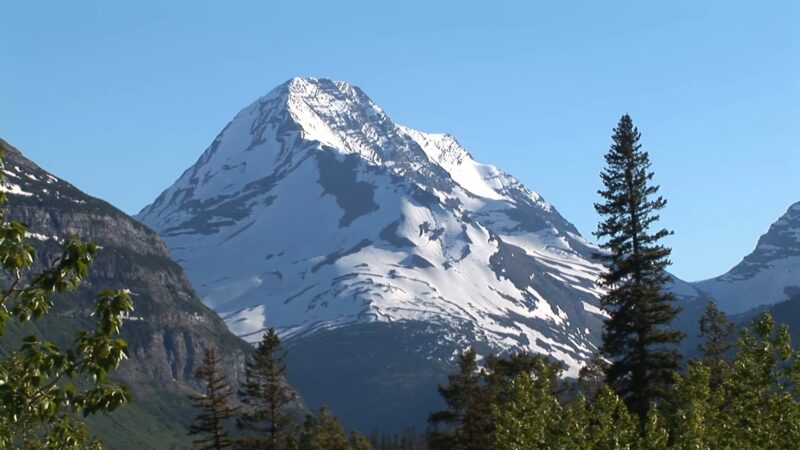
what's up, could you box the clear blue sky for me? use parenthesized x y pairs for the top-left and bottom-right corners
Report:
(2, 1), (798, 282)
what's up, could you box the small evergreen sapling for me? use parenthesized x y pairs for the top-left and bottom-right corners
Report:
(237, 329), (296, 449)
(697, 300), (735, 390)
(189, 347), (239, 449)
(295, 406), (350, 450)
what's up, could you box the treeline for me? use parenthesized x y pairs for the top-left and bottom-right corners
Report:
(427, 306), (800, 449)
(190, 303), (800, 450)
(189, 329), (430, 450)
(189, 326), (433, 450)
(367, 430), (427, 450)
(188, 329), (378, 450)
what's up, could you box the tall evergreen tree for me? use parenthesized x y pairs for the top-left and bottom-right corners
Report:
(237, 329), (297, 449)
(697, 300), (735, 390)
(189, 348), (239, 449)
(593, 114), (683, 425)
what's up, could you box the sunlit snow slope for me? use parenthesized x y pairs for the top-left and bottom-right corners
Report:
(137, 77), (608, 376)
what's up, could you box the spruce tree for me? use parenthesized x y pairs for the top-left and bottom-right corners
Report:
(349, 431), (375, 450)
(697, 300), (734, 390)
(189, 348), (239, 449)
(554, 394), (590, 450)
(577, 353), (608, 400)
(593, 114), (683, 425)
(237, 329), (296, 449)
(586, 386), (637, 449)
(400, 428), (426, 450)
(484, 352), (566, 399)
(637, 406), (669, 450)
(716, 313), (800, 448)
(668, 362), (717, 449)
(296, 406), (350, 450)
(427, 349), (491, 450)
(492, 367), (562, 449)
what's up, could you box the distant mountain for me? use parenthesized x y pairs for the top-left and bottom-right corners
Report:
(752, 292), (800, 343)
(668, 201), (800, 358)
(138, 77), (614, 431)
(0, 138), (254, 449)
(694, 201), (800, 314)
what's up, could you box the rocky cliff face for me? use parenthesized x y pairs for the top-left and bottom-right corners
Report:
(0, 138), (253, 448)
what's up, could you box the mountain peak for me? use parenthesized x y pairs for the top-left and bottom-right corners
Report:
(271, 76), (384, 122)
(136, 77), (620, 430)
(137, 77), (601, 380)
(695, 200), (800, 313)
(140, 76), (577, 242)
(280, 77), (396, 163)
(728, 201), (800, 279)
(283, 76), (359, 95)
(278, 76), (369, 111)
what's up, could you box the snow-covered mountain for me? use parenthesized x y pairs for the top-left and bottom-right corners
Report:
(138, 77), (610, 430)
(694, 201), (800, 314)
(138, 77), (605, 371)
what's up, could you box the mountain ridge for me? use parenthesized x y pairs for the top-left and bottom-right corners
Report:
(693, 201), (800, 314)
(0, 137), (254, 448)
